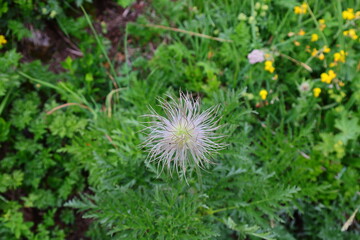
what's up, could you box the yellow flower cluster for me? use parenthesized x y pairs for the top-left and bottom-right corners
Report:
(294, 3), (308, 15)
(292, 29), (306, 46)
(343, 29), (358, 40)
(333, 50), (347, 63)
(319, 19), (326, 31)
(323, 46), (331, 53)
(342, 8), (355, 20)
(310, 46), (330, 60)
(321, 70), (336, 84)
(311, 48), (318, 56)
(311, 33), (319, 42)
(313, 88), (321, 98)
(264, 60), (275, 73)
(259, 89), (268, 100)
(0, 35), (7, 46)
(329, 50), (347, 67)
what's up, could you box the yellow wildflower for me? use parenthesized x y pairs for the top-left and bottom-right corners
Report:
(294, 6), (302, 14)
(334, 53), (342, 62)
(259, 89), (268, 100)
(313, 46), (331, 60)
(311, 33), (319, 42)
(323, 46), (331, 53)
(311, 48), (318, 57)
(339, 81), (345, 87)
(343, 29), (358, 40)
(321, 70), (337, 84)
(313, 88), (321, 97)
(0, 35), (7, 46)
(294, 3), (308, 14)
(298, 29), (306, 36)
(342, 8), (355, 20)
(321, 73), (330, 83)
(333, 50), (347, 63)
(319, 19), (326, 31)
(301, 3), (308, 9)
(294, 40), (301, 46)
(264, 60), (275, 73)
(328, 70), (336, 79)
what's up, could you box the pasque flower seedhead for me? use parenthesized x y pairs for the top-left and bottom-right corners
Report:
(143, 92), (224, 176)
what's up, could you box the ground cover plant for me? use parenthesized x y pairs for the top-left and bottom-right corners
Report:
(0, 0), (359, 239)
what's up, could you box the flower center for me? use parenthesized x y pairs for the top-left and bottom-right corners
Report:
(173, 124), (193, 147)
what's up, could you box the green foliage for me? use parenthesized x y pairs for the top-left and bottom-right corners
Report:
(0, 171), (24, 193)
(62, 89), (302, 239)
(48, 113), (88, 138)
(69, 185), (218, 239)
(0, 50), (22, 100)
(0, 118), (10, 142)
(116, 0), (135, 8)
(1, 203), (33, 239)
(1, 0), (360, 239)
(0, 49), (88, 239)
(0, 0), (8, 17)
(7, 20), (31, 41)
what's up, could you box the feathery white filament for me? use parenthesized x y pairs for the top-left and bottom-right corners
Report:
(143, 92), (224, 175)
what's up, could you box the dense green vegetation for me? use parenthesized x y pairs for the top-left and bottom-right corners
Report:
(0, 0), (359, 239)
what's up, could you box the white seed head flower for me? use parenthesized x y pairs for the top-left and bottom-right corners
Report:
(143, 92), (224, 176)
(299, 81), (310, 92)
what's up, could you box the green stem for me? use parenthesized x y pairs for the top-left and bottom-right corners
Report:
(18, 71), (97, 118)
(272, 10), (291, 46)
(336, 0), (345, 50)
(207, 196), (291, 215)
(250, 0), (257, 45)
(307, 3), (328, 46)
(0, 88), (13, 116)
(18, 71), (61, 91)
(81, 6), (118, 83)
(210, 206), (237, 214)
